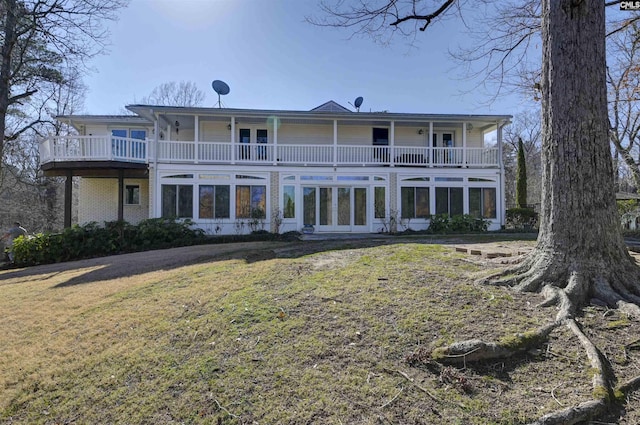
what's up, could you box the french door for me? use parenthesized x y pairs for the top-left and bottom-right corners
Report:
(303, 186), (368, 232)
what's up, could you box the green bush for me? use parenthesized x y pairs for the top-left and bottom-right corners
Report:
(505, 208), (538, 230)
(11, 218), (205, 267)
(426, 214), (489, 234)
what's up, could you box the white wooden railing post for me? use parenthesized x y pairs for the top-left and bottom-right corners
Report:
(194, 115), (200, 164)
(231, 117), (236, 165)
(462, 122), (467, 167)
(390, 121), (395, 167)
(333, 120), (338, 166)
(428, 122), (433, 167)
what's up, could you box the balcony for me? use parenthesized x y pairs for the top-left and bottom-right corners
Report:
(40, 136), (499, 168)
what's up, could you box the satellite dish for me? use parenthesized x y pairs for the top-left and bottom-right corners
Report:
(353, 96), (364, 112)
(212, 80), (230, 108)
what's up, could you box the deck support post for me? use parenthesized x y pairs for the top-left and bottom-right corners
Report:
(64, 169), (73, 228)
(117, 169), (124, 222)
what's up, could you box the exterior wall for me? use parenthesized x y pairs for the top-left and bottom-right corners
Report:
(270, 171), (279, 231)
(125, 178), (150, 224)
(466, 128), (484, 147)
(201, 121), (229, 142)
(278, 123), (333, 145)
(172, 129), (195, 142)
(395, 127), (426, 147)
(57, 112), (507, 234)
(78, 178), (117, 224)
(148, 166), (155, 219)
(338, 125), (370, 146)
(78, 178), (149, 225)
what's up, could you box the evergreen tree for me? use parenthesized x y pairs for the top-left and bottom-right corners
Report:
(515, 137), (527, 208)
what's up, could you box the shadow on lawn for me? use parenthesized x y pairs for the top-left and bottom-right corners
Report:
(0, 233), (537, 289)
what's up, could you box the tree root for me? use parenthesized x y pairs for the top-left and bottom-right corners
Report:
(425, 246), (640, 422)
(431, 322), (560, 365)
(429, 305), (640, 424)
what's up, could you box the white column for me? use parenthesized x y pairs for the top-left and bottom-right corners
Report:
(462, 122), (467, 167)
(390, 121), (395, 167)
(194, 115), (200, 164)
(497, 122), (505, 226)
(333, 120), (338, 167)
(231, 117), (236, 165)
(273, 117), (278, 165)
(428, 122), (433, 167)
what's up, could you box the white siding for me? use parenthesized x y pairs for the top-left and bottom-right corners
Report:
(338, 125), (370, 146)
(201, 121), (229, 142)
(278, 124), (333, 145)
(466, 129), (484, 147)
(85, 125), (108, 136)
(394, 127), (426, 147)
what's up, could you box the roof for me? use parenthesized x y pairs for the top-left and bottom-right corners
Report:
(310, 100), (352, 113)
(55, 102), (512, 132)
(55, 114), (152, 132)
(124, 103), (511, 125)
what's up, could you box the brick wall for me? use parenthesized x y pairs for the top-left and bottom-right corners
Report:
(78, 178), (149, 225)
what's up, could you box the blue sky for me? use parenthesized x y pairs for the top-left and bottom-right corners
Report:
(83, 0), (526, 115)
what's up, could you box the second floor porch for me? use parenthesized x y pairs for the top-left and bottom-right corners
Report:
(43, 105), (510, 170)
(39, 135), (501, 168)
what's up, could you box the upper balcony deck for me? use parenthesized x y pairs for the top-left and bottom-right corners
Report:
(40, 136), (500, 168)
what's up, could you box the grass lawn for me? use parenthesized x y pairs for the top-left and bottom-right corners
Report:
(1, 237), (638, 424)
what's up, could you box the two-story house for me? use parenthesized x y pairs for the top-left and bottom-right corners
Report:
(40, 101), (511, 234)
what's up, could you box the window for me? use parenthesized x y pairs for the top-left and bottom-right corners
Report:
(236, 185), (266, 218)
(303, 187), (316, 225)
(239, 128), (250, 160)
(401, 187), (430, 219)
(130, 129), (146, 140)
(199, 185), (230, 219)
(125, 185), (140, 205)
(112, 129), (146, 159)
(283, 185), (295, 218)
(374, 187), (386, 218)
(162, 185), (193, 218)
(435, 187), (463, 216)
(443, 133), (453, 147)
(373, 127), (389, 162)
(257, 129), (268, 160)
(354, 188), (367, 225)
(469, 188), (497, 218)
(111, 129), (127, 158)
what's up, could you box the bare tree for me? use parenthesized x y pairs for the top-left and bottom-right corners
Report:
(136, 81), (206, 107)
(315, 0), (640, 422)
(1, 65), (85, 233)
(0, 0), (128, 173)
(608, 21), (640, 191)
(502, 109), (542, 208)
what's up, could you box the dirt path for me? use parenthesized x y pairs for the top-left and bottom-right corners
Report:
(0, 236), (542, 286)
(0, 241), (291, 285)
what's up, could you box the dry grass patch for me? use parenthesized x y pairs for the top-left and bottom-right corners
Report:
(0, 238), (638, 424)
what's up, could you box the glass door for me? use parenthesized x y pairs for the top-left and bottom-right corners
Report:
(303, 186), (368, 232)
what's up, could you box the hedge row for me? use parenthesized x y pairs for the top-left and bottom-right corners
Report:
(10, 218), (207, 266)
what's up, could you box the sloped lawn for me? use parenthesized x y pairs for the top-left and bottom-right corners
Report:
(0, 238), (638, 424)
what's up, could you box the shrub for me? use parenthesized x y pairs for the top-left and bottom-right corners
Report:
(11, 218), (205, 267)
(427, 214), (489, 234)
(505, 208), (538, 230)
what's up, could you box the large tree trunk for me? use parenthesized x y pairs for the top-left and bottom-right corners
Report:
(0, 0), (18, 167)
(485, 0), (640, 318)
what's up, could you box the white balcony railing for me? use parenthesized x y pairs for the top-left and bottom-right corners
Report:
(40, 137), (499, 168)
(39, 136), (148, 164)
